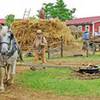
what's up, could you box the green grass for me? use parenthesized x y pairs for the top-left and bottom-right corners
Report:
(23, 56), (33, 62)
(49, 54), (100, 62)
(17, 54), (100, 96)
(23, 53), (100, 64)
(16, 68), (100, 96)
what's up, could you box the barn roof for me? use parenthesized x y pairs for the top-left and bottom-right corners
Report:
(66, 16), (100, 25)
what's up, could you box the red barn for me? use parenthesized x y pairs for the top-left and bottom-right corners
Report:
(66, 16), (100, 36)
(0, 19), (5, 25)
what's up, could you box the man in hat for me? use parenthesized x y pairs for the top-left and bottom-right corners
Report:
(39, 7), (46, 19)
(33, 30), (47, 63)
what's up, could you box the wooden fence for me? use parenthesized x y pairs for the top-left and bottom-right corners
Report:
(22, 36), (100, 58)
(47, 36), (64, 59)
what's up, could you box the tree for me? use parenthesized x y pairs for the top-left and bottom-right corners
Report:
(43, 0), (76, 21)
(5, 14), (15, 28)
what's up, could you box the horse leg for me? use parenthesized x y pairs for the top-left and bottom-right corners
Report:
(10, 60), (16, 84)
(6, 65), (11, 81)
(0, 67), (5, 92)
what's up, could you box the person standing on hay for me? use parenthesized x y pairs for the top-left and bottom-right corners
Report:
(33, 30), (47, 64)
(39, 7), (46, 19)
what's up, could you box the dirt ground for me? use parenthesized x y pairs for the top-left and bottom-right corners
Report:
(47, 60), (100, 67)
(0, 83), (100, 100)
(0, 65), (100, 100)
(1, 84), (100, 100)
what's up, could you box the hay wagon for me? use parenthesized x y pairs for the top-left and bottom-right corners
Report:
(83, 34), (100, 56)
(89, 35), (100, 55)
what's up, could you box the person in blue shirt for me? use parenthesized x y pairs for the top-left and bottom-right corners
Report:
(82, 28), (90, 51)
(82, 31), (89, 40)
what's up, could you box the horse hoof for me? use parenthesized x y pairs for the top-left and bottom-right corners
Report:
(0, 89), (5, 93)
(0, 87), (5, 93)
(5, 80), (14, 86)
(8, 79), (14, 85)
(10, 81), (14, 84)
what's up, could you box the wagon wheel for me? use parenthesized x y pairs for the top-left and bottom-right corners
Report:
(91, 43), (96, 55)
(89, 42), (96, 55)
(82, 41), (89, 57)
(82, 41), (96, 57)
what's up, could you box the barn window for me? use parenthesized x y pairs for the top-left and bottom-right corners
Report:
(78, 25), (82, 31)
(85, 25), (90, 31)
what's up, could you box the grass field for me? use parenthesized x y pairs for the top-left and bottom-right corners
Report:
(15, 53), (100, 97)
(23, 53), (100, 65)
(16, 67), (100, 96)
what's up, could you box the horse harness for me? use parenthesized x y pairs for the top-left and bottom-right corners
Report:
(0, 32), (18, 67)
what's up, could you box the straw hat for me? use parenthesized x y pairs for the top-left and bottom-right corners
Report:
(36, 30), (42, 34)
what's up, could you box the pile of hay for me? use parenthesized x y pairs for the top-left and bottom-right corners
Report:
(69, 25), (82, 39)
(12, 18), (75, 51)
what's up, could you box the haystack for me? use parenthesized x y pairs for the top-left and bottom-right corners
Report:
(12, 18), (75, 51)
(69, 25), (82, 39)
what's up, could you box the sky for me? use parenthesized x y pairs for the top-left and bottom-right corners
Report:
(0, 0), (100, 18)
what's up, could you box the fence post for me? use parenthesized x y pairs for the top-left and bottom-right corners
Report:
(61, 36), (63, 57)
(48, 42), (50, 59)
(92, 43), (96, 55)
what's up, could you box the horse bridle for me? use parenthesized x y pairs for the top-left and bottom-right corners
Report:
(0, 37), (13, 67)
(0, 41), (12, 52)
(0, 42), (9, 45)
(0, 32), (13, 50)
(0, 32), (14, 56)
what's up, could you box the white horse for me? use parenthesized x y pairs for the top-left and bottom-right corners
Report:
(0, 25), (21, 92)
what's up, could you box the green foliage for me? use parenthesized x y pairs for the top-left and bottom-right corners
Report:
(43, 0), (76, 21)
(5, 14), (15, 28)
(16, 68), (100, 96)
